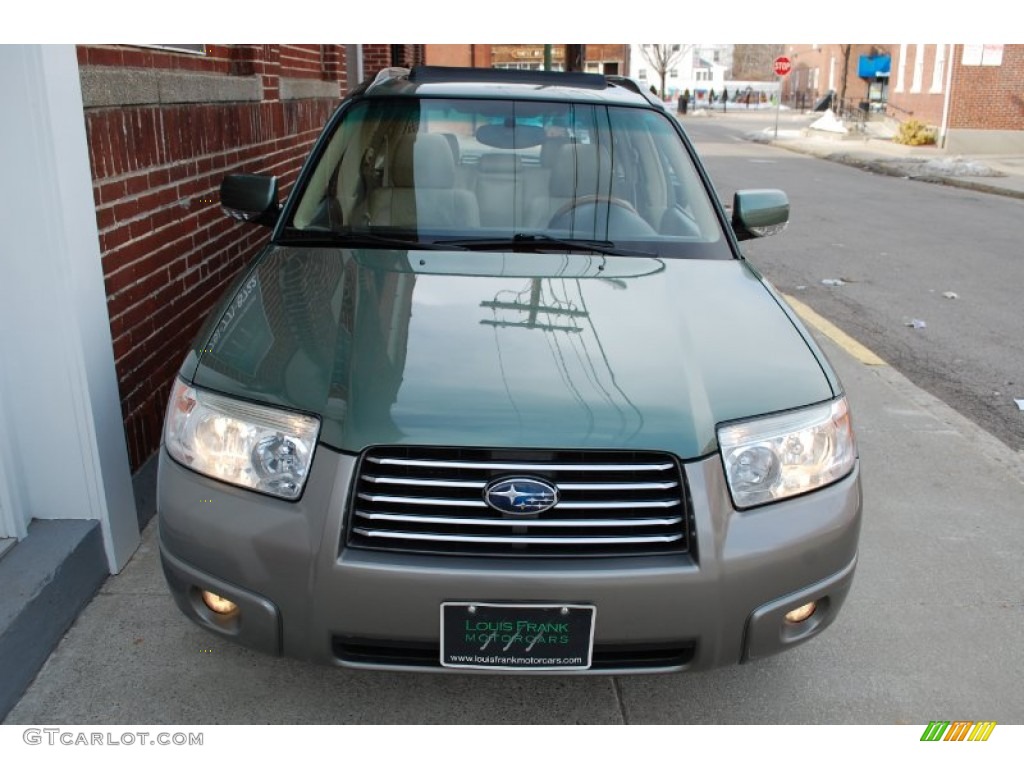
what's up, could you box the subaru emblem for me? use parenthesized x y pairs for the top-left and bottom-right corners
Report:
(484, 478), (559, 515)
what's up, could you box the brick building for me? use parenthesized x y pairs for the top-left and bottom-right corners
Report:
(425, 44), (494, 68)
(489, 44), (629, 75)
(780, 44), (889, 112)
(0, 42), (422, 720)
(887, 44), (1024, 153)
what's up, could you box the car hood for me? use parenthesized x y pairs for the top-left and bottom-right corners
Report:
(188, 246), (834, 459)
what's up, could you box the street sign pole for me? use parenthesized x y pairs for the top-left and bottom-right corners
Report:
(774, 74), (781, 139)
(772, 56), (792, 140)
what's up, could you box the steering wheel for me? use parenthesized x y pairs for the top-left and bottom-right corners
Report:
(548, 195), (656, 236)
(550, 195), (636, 221)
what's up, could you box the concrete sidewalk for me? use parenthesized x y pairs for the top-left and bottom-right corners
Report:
(687, 107), (1024, 200)
(4, 325), (1023, 724)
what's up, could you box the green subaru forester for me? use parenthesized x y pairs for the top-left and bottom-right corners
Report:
(158, 66), (861, 673)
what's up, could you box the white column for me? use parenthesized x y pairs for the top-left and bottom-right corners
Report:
(0, 396), (29, 540)
(911, 44), (925, 93)
(0, 45), (139, 571)
(931, 44), (947, 93)
(895, 44), (908, 92)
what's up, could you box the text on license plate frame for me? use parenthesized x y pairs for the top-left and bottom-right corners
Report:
(440, 602), (596, 671)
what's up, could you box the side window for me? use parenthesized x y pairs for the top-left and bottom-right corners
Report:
(607, 106), (720, 242)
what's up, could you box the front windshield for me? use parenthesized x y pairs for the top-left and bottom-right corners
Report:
(289, 96), (728, 257)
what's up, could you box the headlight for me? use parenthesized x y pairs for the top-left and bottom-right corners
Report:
(163, 379), (320, 500)
(718, 397), (856, 509)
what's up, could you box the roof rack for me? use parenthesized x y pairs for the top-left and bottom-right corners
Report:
(408, 65), (607, 90)
(370, 67), (411, 88)
(605, 75), (664, 108)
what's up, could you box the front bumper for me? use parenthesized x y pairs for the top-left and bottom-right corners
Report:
(158, 445), (862, 673)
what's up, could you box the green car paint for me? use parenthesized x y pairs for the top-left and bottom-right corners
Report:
(189, 246), (835, 460)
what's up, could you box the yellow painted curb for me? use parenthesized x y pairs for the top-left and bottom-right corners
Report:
(782, 293), (888, 367)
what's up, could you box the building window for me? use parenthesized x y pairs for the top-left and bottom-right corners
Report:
(911, 44), (925, 92)
(894, 43), (907, 92)
(930, 44), (947, 92)
(829, 56), (836, 91)
(669, 69), (678, 78)
(638, 68), (647, 80)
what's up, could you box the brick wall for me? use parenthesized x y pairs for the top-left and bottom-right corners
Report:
(79, 44), (352, 470)
(949, 45), (1024, 131)
(780, 44), (886, 111)
(886, 44), (948, 127)
(424, 45), (494, 68)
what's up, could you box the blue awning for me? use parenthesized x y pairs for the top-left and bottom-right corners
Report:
(858, 54), (890, 79)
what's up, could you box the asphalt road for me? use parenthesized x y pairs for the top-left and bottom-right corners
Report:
(684, 113), (1024, 453)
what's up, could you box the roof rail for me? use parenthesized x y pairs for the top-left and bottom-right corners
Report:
(606, 75), (664, 109)
(408, 65), (607, 90)
(369, 67), (410, 90)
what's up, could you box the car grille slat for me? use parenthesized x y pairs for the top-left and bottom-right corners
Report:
(351, 529), (685, 545)
(363, 476), (488, 489)
(355, 511), (685, 528)
(365, 457), (675, 472)
(347, 447), (692, 557)
(358, 493), (488, 508)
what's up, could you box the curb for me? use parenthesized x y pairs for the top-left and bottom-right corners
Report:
(769, 140), (1024, 201)
(0, 520), (108, 721)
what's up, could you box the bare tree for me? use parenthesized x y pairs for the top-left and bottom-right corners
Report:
(731, 44), (785, 81)
(838, 44), (852, 111)
(639, 44), (691, 100)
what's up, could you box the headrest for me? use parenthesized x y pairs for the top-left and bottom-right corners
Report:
(549, 143), (612, 197)
(539, 137), (569, 168)
(392, 134), (455, 188)
(478, 153), (521, 174)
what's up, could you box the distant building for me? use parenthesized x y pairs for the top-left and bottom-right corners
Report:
(424, 45), (629, 76)
(424, 44), (493, 68)
(779, 44), (889, 112)
(887, 44), (1024, 153)
(779, 43), (1024, 153)
(631, 44), (785, 107)
(487, 44), (628, 75)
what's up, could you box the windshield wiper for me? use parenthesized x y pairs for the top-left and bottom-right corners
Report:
(279, 228), (466, 251)
(435, 233), (656, 258)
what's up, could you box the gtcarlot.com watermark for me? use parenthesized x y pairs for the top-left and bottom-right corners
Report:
(23, 728), (203, 747)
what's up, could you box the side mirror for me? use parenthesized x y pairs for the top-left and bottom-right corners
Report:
(220, 174), (280, 227)
(732, 189), (789, 241)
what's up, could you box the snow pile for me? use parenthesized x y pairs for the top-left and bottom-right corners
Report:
(919, 157), (1003, 177)
(809, 109), (848, 134)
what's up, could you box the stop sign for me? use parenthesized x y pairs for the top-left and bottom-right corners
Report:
(773, 56), (792, 76)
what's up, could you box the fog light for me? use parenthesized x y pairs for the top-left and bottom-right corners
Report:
(784, 601), (817, 624)
(201, 590), (238, 616)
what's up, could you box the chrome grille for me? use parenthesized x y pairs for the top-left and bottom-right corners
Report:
(346, 447), (692, 556)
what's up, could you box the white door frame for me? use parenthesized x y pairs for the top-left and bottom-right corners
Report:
(0, 45), (139, 571)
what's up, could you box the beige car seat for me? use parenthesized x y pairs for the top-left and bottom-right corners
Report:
(366, 134), (480, 230)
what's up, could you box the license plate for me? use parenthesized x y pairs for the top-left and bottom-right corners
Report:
(440, 602), (595, 670)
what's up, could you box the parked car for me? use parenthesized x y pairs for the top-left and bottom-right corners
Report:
(158, 65), (862, 673)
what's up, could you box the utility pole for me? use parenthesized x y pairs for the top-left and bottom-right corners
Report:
(565, 45), (585, 72)
(480, 280), (586, 333)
